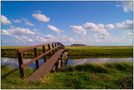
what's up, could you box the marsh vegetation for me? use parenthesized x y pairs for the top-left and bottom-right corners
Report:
(1, 46), (133, 58)
(1, 46), (133, 89)
(1, 62), (133, 89)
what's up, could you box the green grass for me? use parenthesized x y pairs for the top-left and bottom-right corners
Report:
(1, 46), (133, 58)
(1, 62), (133, 89)
(66, 46), (133, 58)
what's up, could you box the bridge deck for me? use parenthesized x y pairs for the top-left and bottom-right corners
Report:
(27, 49), (66, 82)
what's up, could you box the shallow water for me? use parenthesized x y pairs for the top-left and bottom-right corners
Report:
(1, 57), (133, 69)
(67, 58), (133, 67)
(1, 58), (44, 69)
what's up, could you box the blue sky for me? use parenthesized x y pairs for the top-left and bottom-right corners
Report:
(1, 1), (133, 46)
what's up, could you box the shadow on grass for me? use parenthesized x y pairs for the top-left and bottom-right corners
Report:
(66, 63), (109, 73)
(65, 62), (133, 73)
(1, 68), (19, 80)
(1, 65), (8, 68)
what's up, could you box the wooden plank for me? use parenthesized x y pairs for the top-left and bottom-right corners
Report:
(27, 49), (66, 82)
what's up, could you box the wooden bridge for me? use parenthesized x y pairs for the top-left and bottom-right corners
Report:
(17, 42), (67, 82)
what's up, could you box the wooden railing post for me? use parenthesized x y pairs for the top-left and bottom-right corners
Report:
(48, 44), (51, 57)
(54, 43), (56, 52)
(42, 46), (46, 63)
(55, 62), (59, 71)
(57, 43), (59, 50)
(18, 51), (25, 79)
(52, 43), (55, 54)
(34, 48), (39, 69)
(60, 54), (63, 67)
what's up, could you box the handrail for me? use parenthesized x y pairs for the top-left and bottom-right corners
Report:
(21, 45), (62, 68)
(18, 42), (63, 52)
(17, 42), (65, 79)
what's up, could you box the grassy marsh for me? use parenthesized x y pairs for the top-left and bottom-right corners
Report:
(1, 62), (133, 89)
(1, 46), (133, 58)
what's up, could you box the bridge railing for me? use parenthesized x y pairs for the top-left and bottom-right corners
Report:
(17, 42), (64, 79)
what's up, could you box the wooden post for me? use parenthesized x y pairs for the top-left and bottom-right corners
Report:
(48, 44), (51, 57)
(60, 54), (63, 67)
(52, 43), (55, 55)
(54, 43), (56, 52)
(18, 51), (25, 79)
(55, 62), (59, 71)
(65, 51), (68, 68)
(57, 43), (59, 50)
(42, 46), (46, 63)
(34, 48), (39, 69)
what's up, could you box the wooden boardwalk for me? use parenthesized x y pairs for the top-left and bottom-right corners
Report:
(17, 42), (67, 82)
(27, 49), (66, 81)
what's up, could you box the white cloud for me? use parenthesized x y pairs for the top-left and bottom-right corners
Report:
(82, 22), (109, 40)
(115, 19), (133, 30)
(2, 28), (55, 45)
(32, 13), (50, 23)
(105, 24), (115, 30)
(94, 32), (110, 40)
(12, 18), (34, 26)
(46, 34), (55, 39)
(2, 26), (36, 35)
(12, 19), (21, 23)
(24, 21), (34, 26)
(47, 24), (63, 33)
(21, 18), (34, 26)
(70, 19), (132, 43)
(70, 25), (87, 34)
(60, 35), (75, 43)
(2, 17), (132, 46)
(2, 29), (10, 35)
(14, 35), (33, 42)
(122, 1), (133, 12)
(116, 1), (133, 13)
(83, 22), (106, 33)
(83, 22), (97, 31)
(1, 15), (11, 25)
(79, 19), (132, 32)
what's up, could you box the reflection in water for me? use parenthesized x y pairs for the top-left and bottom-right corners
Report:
(67, 58), (132, 67)
(1, 57), (132, 69)
(1, 58), (45, 69)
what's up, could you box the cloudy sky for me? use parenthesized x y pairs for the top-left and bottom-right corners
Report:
(1, 1), (133, 46)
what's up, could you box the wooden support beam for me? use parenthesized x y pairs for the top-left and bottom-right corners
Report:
(48, 44), (51, 57)
(55, 43), (57, 52)
(34, 48), (39, 69)
(55, 61), (59, 71)
(42, 46), (46, 63)
(52, 43), (55, 55)
(18, 51), (25, 79)
(60, 54), (63, 67)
